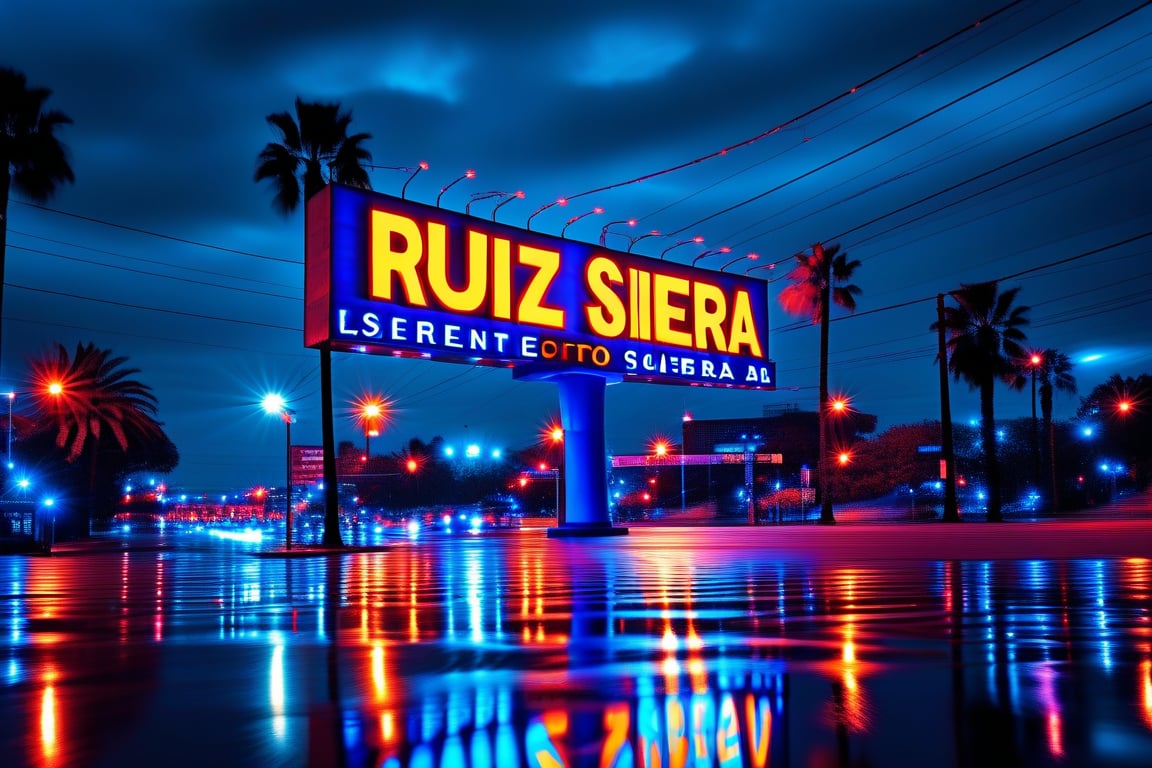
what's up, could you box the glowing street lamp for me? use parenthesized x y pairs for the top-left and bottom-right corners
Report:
(401, 161), (429, 200)
(1028, 352), (1042, 487)
(626, 229), (662, 253)
(560, 207), (604, 238)
(356, 397), (387, 459)
(660, 235), (705, 260)
(466, 190), (518, 216)
(691, 246), (731, 267)
(599, 218), (636, 247)
(526, 197), (567, 231)
(436, 169), (476, 207)
(491, 190), (526, 221)
(721, 252), (758, 272)
(262, 393), (297, 551)
(546, 424), (564, 523)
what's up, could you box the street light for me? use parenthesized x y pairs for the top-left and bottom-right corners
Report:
(355, 397), (387, 459)
(401, 161), (429, 200)
(560, 207), (604, 238)
(466, 190), (518, 216)
(547, 425), (564, 523)
(691, 246), (731, 267)
(526, 198), (567, 231)
(1028, 352), (1042, 488)
(721, 253), (758, 272)
(262, 394), (297, 551)
(491, 190), (526, 221)
(599, 218), (636, 247)
(626, 229), (662, 253)
(436, 169), (476, 207)
(660, 235), (705, 260)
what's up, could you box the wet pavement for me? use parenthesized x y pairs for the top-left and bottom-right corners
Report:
(2, 523), (1151, 767)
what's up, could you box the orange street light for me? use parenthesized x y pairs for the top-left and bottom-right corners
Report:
(838, 451), (851, 466)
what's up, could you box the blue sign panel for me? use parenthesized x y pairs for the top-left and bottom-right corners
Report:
(305, 184), (775, 389)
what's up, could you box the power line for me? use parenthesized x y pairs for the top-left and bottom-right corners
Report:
(15, 200), (301, 265)
(670, 2), (1150, 236)
(537, 0), (1034, 210)
(8, 283), (300, 332)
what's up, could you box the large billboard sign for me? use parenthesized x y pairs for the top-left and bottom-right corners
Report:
(305, 184), (775, 388)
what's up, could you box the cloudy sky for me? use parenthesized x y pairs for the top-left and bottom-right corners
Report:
(4, 0), (1150, 492)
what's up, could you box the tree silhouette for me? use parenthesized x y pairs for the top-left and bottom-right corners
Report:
(778, 242), (861, 525)
(0, 67), (74, 378)
(1035, 350), (1076, 510)
(933, 282), (1030, 521)
(27, 342), (174, 535)
(255, 97), (373, 548)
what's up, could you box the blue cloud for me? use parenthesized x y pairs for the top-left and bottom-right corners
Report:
(567, 23), (696, 86)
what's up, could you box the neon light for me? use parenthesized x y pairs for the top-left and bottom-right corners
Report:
(308, 186), (775, 389)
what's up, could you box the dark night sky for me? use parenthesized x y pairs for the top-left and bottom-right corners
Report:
(3, 0), (1150, 493)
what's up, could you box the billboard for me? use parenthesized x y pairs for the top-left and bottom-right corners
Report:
(305, 184), (775, 389)
(290, 445), (324, 486)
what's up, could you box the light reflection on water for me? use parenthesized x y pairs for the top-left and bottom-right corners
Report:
(0, 530), (1150, 767)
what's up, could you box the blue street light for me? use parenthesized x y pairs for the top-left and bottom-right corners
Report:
(262, 393), (297, 551)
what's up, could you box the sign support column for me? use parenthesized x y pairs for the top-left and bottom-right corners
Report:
(548, 373), (627, 537)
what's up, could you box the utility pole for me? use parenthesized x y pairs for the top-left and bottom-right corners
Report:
(937, 294), (960, 522)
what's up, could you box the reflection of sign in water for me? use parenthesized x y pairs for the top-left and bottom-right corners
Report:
(290, 446), (324, 485)
(351, 672), (781, 767)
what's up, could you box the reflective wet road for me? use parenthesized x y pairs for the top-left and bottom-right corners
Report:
(2, 527), (1151, 767)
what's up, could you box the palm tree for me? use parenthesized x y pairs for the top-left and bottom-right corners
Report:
(778, 242), (861, 525)
(0, 67), (74, 378)
(1036, 349), (1076, 511)
(255, 97), (373, 549)
(933, 282), (1030, 522)
(28, 342), (169, 537)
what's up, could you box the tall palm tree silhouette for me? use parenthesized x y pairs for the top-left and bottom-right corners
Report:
(0, 67), (74, 379)
(1036, 349), (1076, 511)
(778, 243), (861, 525)
(933, 281), (1030, 522)
(255, 97), (373, 548)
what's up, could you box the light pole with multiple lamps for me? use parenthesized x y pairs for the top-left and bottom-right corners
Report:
(262, 394), (297, 551)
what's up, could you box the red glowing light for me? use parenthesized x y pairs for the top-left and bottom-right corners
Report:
(538, 462), (548, 472)
(519, 477), (528, 488)
(692, 235), (705, 243)
(406, 458), (418, 473)
(626, 219), (637, 226)
(465, 169), (476, 178)
(418, 161), (429, 170)
(1118, 400), (1132, 414)
(593, 207), (604, 214)
(838, 452), (851, 465)
(642, 492), (650, 502)
(515, 190), (525, 198)
(747, 253), (760, 260)
(1030, 354), (1042, 365)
